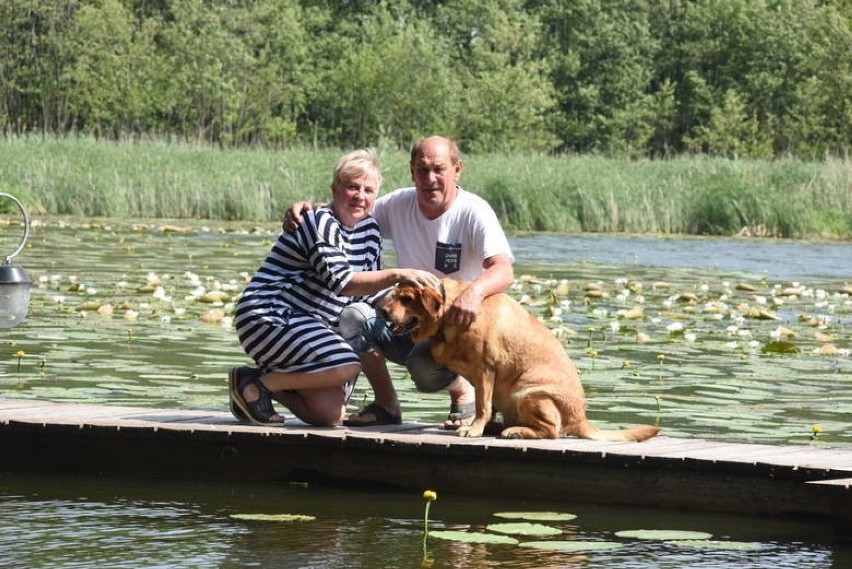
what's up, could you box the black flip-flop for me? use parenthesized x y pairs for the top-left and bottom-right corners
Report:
(444, 401), (475, 430)
(343, 402), (402, 427)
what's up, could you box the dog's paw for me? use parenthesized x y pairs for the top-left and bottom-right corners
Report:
(499, 428), (524, 439)
(456, 425), (484, 438)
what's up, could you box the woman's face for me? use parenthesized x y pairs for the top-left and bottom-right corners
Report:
(331, 172), (379, 227)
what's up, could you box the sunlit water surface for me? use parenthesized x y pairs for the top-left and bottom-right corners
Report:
(1, 218), (851, 568)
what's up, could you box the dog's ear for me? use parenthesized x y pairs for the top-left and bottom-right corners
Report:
(419, 286), (443, 318)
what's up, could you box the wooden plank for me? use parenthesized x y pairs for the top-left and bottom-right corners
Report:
(3, 398), (852, 475)
(4, 400), (852, 533)
(807, 477), (852, 488)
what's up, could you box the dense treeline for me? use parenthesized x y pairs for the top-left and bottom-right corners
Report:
(1, 0), (850, 158)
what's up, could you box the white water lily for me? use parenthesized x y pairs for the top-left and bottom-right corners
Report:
(152, 286), (172, 303)
(725, 341), (739, 349)
(666, 322), (685, 332)
(609, 321), (621, 333)
(684, 332), (697, 342)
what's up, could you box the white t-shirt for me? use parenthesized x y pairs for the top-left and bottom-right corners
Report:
(373, 187), (513, 281)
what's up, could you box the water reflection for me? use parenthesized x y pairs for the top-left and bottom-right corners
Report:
(0, 472), (846, 569)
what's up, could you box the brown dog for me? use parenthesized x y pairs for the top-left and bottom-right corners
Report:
(382, 278), (660, 441)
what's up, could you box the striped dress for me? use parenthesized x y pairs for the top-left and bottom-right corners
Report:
(234, 206), (382, 375)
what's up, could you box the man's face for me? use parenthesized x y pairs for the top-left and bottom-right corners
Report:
(410, 139), (461, 217)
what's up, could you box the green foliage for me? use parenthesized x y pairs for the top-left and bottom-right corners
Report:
(3, 136), (850, 238)
(1, 0), (850, 158)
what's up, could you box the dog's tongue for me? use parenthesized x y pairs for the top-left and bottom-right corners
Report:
(389, 323), (408, 335)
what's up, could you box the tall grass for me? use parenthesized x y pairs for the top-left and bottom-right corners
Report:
(2, 135), (850, 238)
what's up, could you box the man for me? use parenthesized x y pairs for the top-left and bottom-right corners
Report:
(284, 136), (514, 428)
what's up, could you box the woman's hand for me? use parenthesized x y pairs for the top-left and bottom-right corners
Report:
(398, 269), (442, 290)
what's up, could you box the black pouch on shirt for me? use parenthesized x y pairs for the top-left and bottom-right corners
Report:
(435, 241), (462, 274)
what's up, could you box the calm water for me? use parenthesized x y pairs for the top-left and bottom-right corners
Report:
(1, 472), (849, 569)
(1, 218), (851, 567)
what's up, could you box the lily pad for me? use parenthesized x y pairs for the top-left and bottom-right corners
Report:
(230, 513), (316, 522)
(486, 522), (562, 536)
(615, 529), (713, 540)
(761, 340), (800, 354)
(427, 530), (519, 545)
(520, 540), (622, 552)
(493, 511), (577, 522)
(668, 539), (762, 550)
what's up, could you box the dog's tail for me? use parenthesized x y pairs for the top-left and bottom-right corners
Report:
(575, 420), (660, 442)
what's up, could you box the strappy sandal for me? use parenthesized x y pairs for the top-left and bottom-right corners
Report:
(228, 366), (253, 421)
(228, 366), (284, 426)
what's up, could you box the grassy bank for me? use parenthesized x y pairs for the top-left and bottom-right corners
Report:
(2, 136), (850, 238)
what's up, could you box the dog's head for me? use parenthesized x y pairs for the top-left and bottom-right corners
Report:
(380, 282), (445, 341)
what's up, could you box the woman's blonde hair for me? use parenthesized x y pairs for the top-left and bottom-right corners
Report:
(332, 148), (382, 191)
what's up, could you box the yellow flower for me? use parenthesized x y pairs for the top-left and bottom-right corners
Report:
(15, 350), (25, 358)
(656, 354), (666, 360)
(422, 490), (437, 502)
(811, 425), (822, 434)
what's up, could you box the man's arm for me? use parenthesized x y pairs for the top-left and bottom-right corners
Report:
(447, 254), (514, 327)
(282, 201), (318, 232)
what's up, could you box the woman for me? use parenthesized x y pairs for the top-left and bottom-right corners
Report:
(231, 148), (438, 426)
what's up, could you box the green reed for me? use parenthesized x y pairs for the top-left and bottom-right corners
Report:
(2, 136), (849, 238)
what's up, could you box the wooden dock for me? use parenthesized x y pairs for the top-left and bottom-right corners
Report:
(2, 398), (850, 533)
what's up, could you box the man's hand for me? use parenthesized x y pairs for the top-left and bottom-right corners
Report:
(282, 201), (314, 232)
(446, 284), (484, 327)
